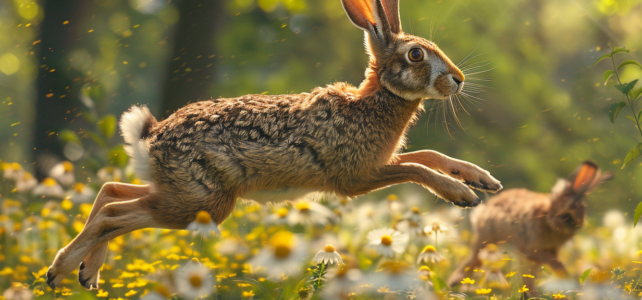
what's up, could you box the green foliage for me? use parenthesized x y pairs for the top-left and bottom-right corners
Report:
(623, 143), (642, 169)
(615, 79), (638, 95)
(579, 267), (592, 284)
(608, 102), (626, 123)
(97, 115), (118, 139)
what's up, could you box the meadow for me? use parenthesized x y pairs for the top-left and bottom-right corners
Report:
(1, 0), (642, 298)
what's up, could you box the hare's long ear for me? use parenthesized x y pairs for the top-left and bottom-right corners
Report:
(381, 0), (402, 34)
(567, 161), (599, 195)
(341, 0), (397, 44)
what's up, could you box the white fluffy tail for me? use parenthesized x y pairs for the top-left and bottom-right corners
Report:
(119, 106), (156, 181)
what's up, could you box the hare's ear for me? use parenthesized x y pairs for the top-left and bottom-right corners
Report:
(567, 161), (599, 195)
(380, 0), (402, 34)
(341, 0), (397, 43)
(587, 170), (613, 192)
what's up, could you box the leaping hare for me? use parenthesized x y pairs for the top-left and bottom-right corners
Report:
(448, 161), (612, 293)
(47, 0), (502, 289)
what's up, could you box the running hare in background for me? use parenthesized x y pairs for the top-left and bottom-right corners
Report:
(47, 0), (502, 289)
(448, 161), (612, 293)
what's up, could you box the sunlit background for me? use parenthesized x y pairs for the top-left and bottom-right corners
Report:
(1, 0), (642, 298)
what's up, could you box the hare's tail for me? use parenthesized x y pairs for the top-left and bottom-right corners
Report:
(119, 106), (156, 181)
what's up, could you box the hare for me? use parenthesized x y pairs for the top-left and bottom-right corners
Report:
(447, 161), (612, 293)
(46, 0), (502, 289)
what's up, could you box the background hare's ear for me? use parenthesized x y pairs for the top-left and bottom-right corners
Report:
(567, 161), (599, 195)
(341, 0), (397, 45)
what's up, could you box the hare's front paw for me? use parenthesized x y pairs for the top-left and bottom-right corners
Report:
(447, 162), (502, 193)
(432, 177), (480, 208)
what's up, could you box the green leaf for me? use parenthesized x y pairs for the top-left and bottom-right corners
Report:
(608, 102), (626, 123)
(612, 47), (631, 55)
(108, 145), (129, 168)
(97, 115), (117, 139)
(614, 79), (638, 95)
(579, 268), (592, 284)
(603, 70), (615, 85)
(635, 202), (642, 227)
(88, 132), (107, 148)
(622, 143), (642, 169)
(618, 60), (642, 71)
(58, 129), (82, 145)
(626, 115), (637, 124)
(593, 53), (612, 66)
(630, 87), (642, 103)
(638, 109), (642, 122)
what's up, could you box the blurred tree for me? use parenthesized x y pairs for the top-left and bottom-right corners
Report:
(33, 0), (89, 178)
(160, 0), (226, 117)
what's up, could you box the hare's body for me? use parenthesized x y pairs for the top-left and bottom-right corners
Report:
(143, 84), (423, 225)
(448, 162), (612, 294)
(471, 189), (578, 253)
(47, 0), (504, 289)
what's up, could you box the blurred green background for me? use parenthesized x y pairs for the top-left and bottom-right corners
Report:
(1, 0), (641, 220)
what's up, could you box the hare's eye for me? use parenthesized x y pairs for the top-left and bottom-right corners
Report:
(408, 48), (424, 62)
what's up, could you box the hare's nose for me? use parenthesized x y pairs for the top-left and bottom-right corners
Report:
(449, 75), (464, 93)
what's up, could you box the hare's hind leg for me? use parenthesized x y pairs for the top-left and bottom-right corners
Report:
(394, 151), (502, 193)
(78, 183), (151, 289)
(46, 192), (171, 289)
(344, 163), (480, 207)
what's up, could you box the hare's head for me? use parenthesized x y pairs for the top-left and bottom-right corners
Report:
(342, 0), (464, 100)
(547, 161), (613, 234)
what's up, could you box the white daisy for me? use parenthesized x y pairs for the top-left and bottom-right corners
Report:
(287, 201), (335, 226)
(66, 183), (96, 203)
(2, 199), (22, 215)
(49, 161), (75, 186)
(175, 260), (215, 299)
(33, 178), (64, 197)
(313, 244), (343, 265)
(2, 282), (33, 300)
(364, 261), (417, 292)
(416, 245), (445, 264)
(321, 266), (363, 300)
(404, 206), (423, 223)
(186, 211), (220, 237)
(97, 166), (123, 183)
(15, 172), (37, 192)
(478, 243), (504, 264)
(249, 231), (307, 280)
(264, 207), (289, 225)
(366, 228), (408, 258)
(395, 220), (424, 238)
(2, 162), (24, 181)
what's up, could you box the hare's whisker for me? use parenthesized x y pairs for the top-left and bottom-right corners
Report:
(463, 68), (496, 76)
(457, 52), (487, 67)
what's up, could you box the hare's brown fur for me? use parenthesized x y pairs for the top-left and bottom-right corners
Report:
(448, 162), (612, 294)
(47, 0), (503, 289)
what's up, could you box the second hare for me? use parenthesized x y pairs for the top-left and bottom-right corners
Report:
(448, 161), (612, 293)
(47, 0), (503, 289)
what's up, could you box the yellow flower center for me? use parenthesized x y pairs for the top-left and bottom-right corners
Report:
(274, 245), (291, 258)
(387, 194), (398, 201)
(409, 221), (419, 227)
(418, 266), (431, 272)
(381, 235), (392, 246)
(63, 161), (74, 172)
(411, 206), (420, 214)
(294, 202), (310, 212)
(43, 177), (57, 187)
(195, 211), (212, 224)
(323, 244), (336, 253)
(73, 183), (85, 193)
(276, 207), (288, 218)
(189, 274), (203, 288)
(485, 243), (499, 252)
(23, 172), (33, 180)
(421, 245), (436, 253)
(155, 285), (171, 298)
(270, 231), (294, 259)
(11, 162), (22, 170)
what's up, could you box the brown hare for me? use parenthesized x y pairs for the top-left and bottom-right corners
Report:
(46, 0), (502, 289)
(447, 161), (612, 293)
